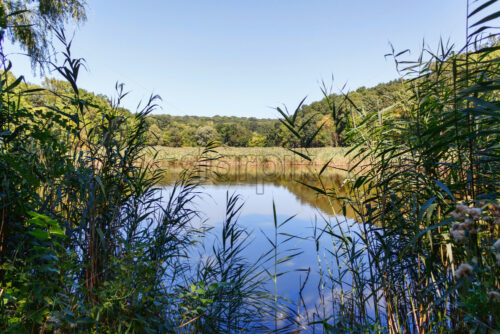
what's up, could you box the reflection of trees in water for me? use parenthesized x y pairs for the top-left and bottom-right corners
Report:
(280, 176), (354, 218)
(159, 166), (355, 218)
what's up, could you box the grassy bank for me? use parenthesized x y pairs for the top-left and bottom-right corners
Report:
(147, 146), (355, 169)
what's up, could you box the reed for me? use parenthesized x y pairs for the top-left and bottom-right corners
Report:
(146, 146), (355, 169)
(276, 1), (499, 332)
(0, 1), (498, 333)
(0, 22), (271, 332)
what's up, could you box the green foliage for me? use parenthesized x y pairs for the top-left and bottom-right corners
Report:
(248, 133), (267, 147)
(143, 81), (406, 148)
(278, 1), (500, 332)
(0, 0), (87, 68)
(0, 211), (72, 331)
(5, 70), (406, 149)
(195, 125), (218, 146)
(215, 123), (251, 147)
(0, 16), (272, 331)
(1, 1), (498, 333)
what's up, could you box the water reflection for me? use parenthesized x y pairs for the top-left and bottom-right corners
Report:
(158, 165), (366, 327)
(159, 165), (355, 218)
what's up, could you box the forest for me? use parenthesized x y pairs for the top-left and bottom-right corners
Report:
(145, 79), (404, 147)
(0, 0), (499, 333)
(17, 76), (404, 148)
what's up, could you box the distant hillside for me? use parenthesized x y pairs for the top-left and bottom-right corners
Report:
(19, 74), (406, 148)
(147, 114), (281, 147)
(147, 79), (406, 147)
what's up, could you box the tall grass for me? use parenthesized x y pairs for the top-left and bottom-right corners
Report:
(1, 1), (498, 333)
(148, 146), (356, 171)
(277, 1), (499, 332)
(0, 22), (273, 333)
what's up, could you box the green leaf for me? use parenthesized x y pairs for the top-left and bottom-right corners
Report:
(468, 0), (497, 18)
(29, 229), (50, 240)
(319, 158), (333, 176)
(288, 148), (311, 162)
(435, 180), (455, 202)
(94, 175), (107, 197)
(469, 10), (500, 27)
(296, 180), (327, 195)
(305, 121), (326, 147)
(292, 96), (308, 123)
(27, 211), (58, 226)
(49, 224), (66, 238)
(5, 76), (24, 91)
(28, 216), (47, 228)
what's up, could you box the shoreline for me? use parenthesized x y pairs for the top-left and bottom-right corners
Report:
(146, 146), (360, 171)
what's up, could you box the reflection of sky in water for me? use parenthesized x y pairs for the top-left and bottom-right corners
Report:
(194, 183), (325, 222)
(160, 183), (369, 328)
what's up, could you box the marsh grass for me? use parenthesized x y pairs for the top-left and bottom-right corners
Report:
(0, 24), (273, 333)
(274, 1), (499, 332)
(1, 1), (498, 333)
(147, 146), (355, 169)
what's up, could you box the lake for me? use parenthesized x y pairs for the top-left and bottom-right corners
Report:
(158, 165), (368, 329)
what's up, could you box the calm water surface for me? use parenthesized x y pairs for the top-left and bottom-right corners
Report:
(159, 168), (365, 325)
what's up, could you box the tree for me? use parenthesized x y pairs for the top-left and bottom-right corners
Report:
(147, 123), (164, 146)
(195, 125), (218, 146)
(0, 0), (87, 66)
(164, 127), (183, 147)
(248, 133), (266, 147)
(215, 123), (251, 147)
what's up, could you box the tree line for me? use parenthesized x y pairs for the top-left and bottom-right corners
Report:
(16, 74), (406, 147)
(147, 80), (406, 147)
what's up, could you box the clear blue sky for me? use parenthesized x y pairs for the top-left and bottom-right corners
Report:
(7, 0), (468, 118)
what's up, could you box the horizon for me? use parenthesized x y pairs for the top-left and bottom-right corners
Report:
(6, 0), (467, 118)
